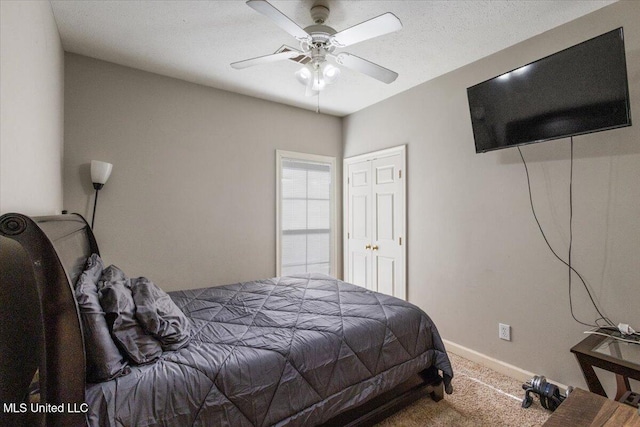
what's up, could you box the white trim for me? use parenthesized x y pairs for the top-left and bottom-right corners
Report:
(344, 144), (407, 165)
(276, 150), (337, 278)
(343, 145), (407, 300)
(443, 339), (569, 391)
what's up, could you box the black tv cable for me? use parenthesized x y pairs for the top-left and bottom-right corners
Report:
(517, 138), (614, 328)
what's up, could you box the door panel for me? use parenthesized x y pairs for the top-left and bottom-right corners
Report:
(347, 160), (372, 289)
(376, 257), (395, 296)
(376, 193), (394, 241)
(352, 170), (368, 187)
(371, 154), (404, 298)
(351, 253), (368, 289)
(375, 165), (395, 184)
(352, 195), (368, 239)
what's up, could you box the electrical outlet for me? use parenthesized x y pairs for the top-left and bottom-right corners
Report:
(499, 323), (511, 341)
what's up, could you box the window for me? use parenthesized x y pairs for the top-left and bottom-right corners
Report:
(277, 150), (336, 277)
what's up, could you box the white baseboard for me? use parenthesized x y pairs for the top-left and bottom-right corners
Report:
(443, 339), (568, 391)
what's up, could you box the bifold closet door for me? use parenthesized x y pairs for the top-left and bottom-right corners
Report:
(371, 154), (404, 298)
(346, 159), (373, 290)
(345, 148), (405, 300)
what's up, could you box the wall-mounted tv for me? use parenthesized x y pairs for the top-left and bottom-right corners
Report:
(467, 28), (631, 153)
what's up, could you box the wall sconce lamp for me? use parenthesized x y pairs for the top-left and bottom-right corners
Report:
(90, 160), (113, 229)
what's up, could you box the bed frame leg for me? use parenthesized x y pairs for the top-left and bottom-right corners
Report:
(430, 382), (445, 402)
(420, 366), (445, 402)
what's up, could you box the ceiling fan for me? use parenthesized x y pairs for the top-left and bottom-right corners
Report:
(231, 0), (402, 96)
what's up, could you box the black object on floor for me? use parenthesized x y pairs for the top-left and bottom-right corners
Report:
(522, 375), (572, 411)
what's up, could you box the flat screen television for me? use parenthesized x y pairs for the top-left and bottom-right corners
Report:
(467, 28), (631, 153)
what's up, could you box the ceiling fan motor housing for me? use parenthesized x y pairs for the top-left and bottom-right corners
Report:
(304, 25), (336, 44)
(306, 1), (334, 48)
(310, 3), (330, 24)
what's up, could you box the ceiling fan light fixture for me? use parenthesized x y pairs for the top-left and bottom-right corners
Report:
(321, 62), (340, 84)
(296, 61), (340, 93)
(295, 64), (313, 85)
(312, 70), (326, 91)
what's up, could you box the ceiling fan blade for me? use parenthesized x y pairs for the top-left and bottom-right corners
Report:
(231, 50), (302, 69)
(335, 52), (398, 84)
(331, 13), (402, 47)
(246, 0), (310, 41)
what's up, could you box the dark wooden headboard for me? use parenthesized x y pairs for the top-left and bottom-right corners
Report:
(0, 213), (98, 427)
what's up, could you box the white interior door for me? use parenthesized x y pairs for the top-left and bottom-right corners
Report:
(345, 146), (406, 300)
(371, 154), (404, 298)
(346, 160), (372, 289)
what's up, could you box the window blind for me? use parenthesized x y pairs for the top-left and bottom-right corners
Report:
(280, 159), (332, 276)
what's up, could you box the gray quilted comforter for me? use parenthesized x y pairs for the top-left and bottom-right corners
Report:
(86, 274), (453, 426)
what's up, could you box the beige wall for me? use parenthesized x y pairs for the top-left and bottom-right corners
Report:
(344, 1), (639, 390)
(0, 1), (64, 215)
(63, 54), (342, 290)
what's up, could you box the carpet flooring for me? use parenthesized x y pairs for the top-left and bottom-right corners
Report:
(376, 352), (551, 426)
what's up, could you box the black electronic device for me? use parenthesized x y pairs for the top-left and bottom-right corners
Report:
(467, 28), (631, 153)
(522, 375), (572, 411)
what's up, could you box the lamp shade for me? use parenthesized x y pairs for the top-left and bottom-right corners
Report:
(295, 64), (312, 85)
(321, 63), (340, 84)
(91, 160), (113, 185)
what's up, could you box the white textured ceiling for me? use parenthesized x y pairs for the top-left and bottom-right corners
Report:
(50, 0), (616, 117)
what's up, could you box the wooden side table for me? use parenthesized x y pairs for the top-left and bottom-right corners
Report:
(543, 388), (640, 426)
(571, 331), (640, 401)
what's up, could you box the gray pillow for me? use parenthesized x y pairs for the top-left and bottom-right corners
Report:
(98, 265), (162, 364)
(131, 277), (192, 351)
(74, 254), (129, 382)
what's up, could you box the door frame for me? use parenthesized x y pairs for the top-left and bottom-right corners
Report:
(343, 145), (407, 299)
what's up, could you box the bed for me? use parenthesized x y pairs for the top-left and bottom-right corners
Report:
(0, 213), (453, 427)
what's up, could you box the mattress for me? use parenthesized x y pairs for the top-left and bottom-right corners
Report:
(85, 273), (453, 426)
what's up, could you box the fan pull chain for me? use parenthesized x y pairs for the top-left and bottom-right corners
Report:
(315, 69), (320, 114)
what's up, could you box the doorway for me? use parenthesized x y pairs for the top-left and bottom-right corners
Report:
(343, 145), (406, 299)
